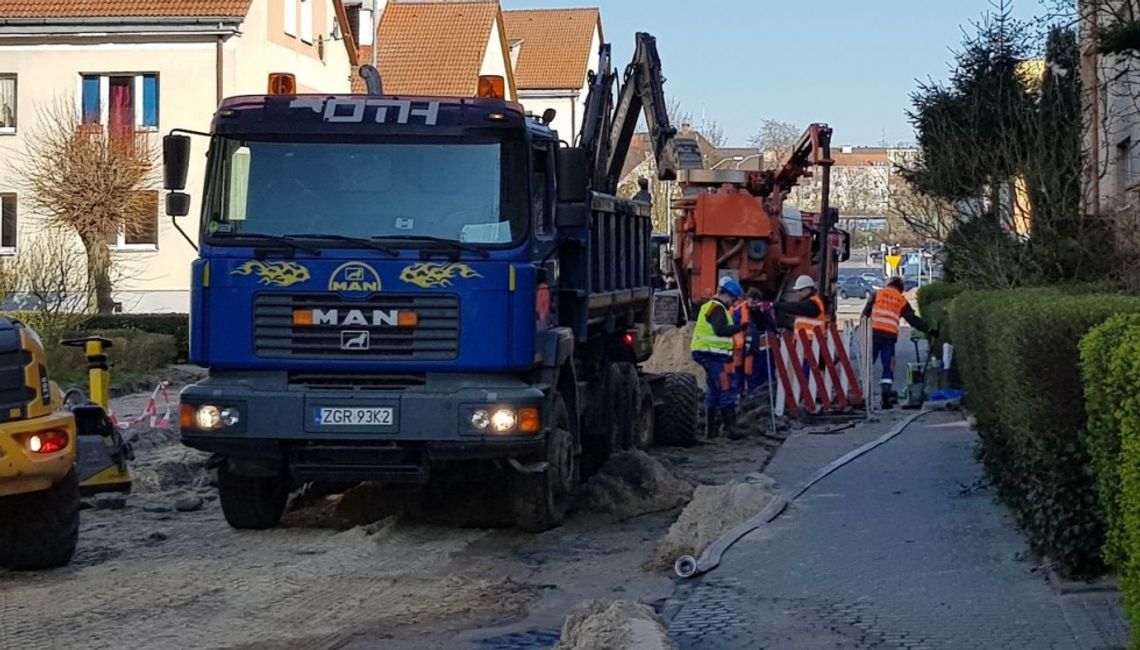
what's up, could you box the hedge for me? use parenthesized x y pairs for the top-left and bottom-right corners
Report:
(45, 329), (177, 380)
(84, 314), (189, 363)
(951, 289), (1140, 578)
(1082, 317), (1140, 639)
(1, 312), (189, 364)
(916, 282), (963, 353)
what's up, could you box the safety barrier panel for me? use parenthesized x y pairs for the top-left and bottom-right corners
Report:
(768, 323), (865, 417)
(111, 382), (173, 432)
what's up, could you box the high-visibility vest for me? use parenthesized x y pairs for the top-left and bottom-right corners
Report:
(870, 287), (908, 336)
(731, 301), (753, 373)
(793, 295), (829, 335)
(691, 300), (735, 356)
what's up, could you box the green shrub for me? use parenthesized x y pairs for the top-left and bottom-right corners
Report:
(917, 282), (964, 315)
(1104, 326), (1140, 641)
(46, 329), (177, 381)
(1081, 314), (1140, 571)
(952, 289), (1140, 578)
(84, 314), (189, 363)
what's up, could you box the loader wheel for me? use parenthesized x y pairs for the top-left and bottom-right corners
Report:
(512, 393), (577, 532)
(0, 468), (80, 571)
(218, 465), (289, 530)
(654, 372), (701, 447)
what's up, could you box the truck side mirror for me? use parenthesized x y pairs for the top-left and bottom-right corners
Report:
(556, 147), (589, 203)
(166, 192), (191, 217)
(163, 135), (191, 191)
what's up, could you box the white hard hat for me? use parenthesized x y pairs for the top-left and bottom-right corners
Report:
(792, 275), (816, 291)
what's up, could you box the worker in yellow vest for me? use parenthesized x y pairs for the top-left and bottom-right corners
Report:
(691, 277), (744, 438)
(862, 277), (935, 409)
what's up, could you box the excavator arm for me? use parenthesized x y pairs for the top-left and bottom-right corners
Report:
(578, 32), (702, 196)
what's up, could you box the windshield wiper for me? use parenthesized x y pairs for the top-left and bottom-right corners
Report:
(212, 232), (322, 255)
(371, 235), (491, 259)
(282, 234), (399, 257)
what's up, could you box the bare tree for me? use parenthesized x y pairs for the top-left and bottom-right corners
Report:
(748, 119), (800, 163)
(8, 230), (90, 338)
(13, 97), (158, 314)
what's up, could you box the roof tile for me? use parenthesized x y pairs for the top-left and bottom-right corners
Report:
(0, 0), (252, 18)
(503, 8), (600, 91)
(355, 1), (499, 97)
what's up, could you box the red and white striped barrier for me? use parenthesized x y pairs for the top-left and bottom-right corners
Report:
(768, 323), (865, 417)
(113, 381), (173, 432)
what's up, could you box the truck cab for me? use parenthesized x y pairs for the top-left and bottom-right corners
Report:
(167, 50), (700, 532)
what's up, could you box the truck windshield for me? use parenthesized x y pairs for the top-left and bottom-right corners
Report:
(203, 137), (527, 246)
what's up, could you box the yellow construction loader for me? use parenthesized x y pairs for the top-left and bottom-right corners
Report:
(0, 319), (131, 570)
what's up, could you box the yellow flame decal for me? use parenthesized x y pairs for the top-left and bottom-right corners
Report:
(231, 260), (312, 287)
(399, 262), (483, 289)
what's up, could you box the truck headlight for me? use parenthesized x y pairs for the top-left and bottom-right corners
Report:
(195, 405), (222, 430)
(491, 409), (517, 433)
(471, 409), (491, 430)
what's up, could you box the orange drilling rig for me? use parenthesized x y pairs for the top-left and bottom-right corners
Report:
(663, 123), (850, 322)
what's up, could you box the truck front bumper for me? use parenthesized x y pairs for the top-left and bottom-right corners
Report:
(180, 372), (548, 483)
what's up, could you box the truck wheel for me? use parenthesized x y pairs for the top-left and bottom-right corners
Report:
(0, 468), (80, 571)
(218, 465), (290, 530)
(581, 365), (625, 476)
(616, 363), (641, 451)
(654, 372), (701, 447)
(633, 390), (656, 450)
(512, 393), (577, 532)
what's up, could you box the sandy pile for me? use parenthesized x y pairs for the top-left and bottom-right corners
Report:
(556, 600), (677, 650)
(129, 443), (213, 494)
(579, 450), (694, 520)
(648, 474), (776, 570)
(643, 324), (705, 389)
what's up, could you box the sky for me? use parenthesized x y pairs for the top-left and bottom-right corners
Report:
(499, 0), (1047, 148)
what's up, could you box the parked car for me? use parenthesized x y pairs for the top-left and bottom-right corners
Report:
(860, 272), (885, 288)
(904, 279), (919, 291)
(838, 276), (873, 300)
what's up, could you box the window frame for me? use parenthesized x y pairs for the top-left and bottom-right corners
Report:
(78, 73), (160, 131)
(0, 74), (15, 135)
(284, 0), (298, 37)
(0, 193), (16, 254)
(300, 0), (314, 44)
(111, 190), (160, 252)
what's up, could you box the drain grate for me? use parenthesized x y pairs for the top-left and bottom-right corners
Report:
(476, 628), (561, 650)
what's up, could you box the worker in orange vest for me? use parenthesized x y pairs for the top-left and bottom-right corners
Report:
(862, 277), (936, 409)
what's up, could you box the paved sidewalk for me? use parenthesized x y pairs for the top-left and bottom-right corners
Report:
(664, 411), (1130, 649)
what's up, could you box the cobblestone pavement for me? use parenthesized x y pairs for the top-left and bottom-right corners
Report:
(663, 411), (1130, 649)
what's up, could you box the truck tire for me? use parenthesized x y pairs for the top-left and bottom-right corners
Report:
(654, 372), (701, 447)
(512, 393), (577, 532)
(581, 364), (625, 476)
(218, 465), (290, 530)
(616, 363), (641, 451)
(0, 468), (80, 571)
(633, 390), (656, 450)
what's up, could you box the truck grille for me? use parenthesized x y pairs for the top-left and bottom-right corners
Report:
(254, 293), (460, 361)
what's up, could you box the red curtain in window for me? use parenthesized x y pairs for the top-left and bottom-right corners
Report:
(109, 79), (133, 139)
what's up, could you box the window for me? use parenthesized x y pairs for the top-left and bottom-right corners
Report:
(533, 144), (553, 235)
(0, 194), (16, 252)
(110, 191), (159, 250)
(284, 0), (297, 37)
(0, 75), (15, 133)
(81, 74), (159, 129)
(300, 0), (314, 44)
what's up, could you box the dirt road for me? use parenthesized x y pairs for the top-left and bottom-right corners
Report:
(0, 388), (781, 650)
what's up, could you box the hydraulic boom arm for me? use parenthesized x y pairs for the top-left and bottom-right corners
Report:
(578, 32), (702, 196)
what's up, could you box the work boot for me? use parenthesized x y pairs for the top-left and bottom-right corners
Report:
(722, 407), (739, 439)
(706, 408), (721, 439)
(880, 383), (895, 410)
(728, 408), (749, 440)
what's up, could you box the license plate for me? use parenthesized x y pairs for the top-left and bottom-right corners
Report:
(314, 407), (395, 427)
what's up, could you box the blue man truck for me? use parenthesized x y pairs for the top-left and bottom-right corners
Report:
(164, 34), (704, 532)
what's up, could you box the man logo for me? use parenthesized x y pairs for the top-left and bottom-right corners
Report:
(329, 261), (382, 296)
(341, 331), (370, 351)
